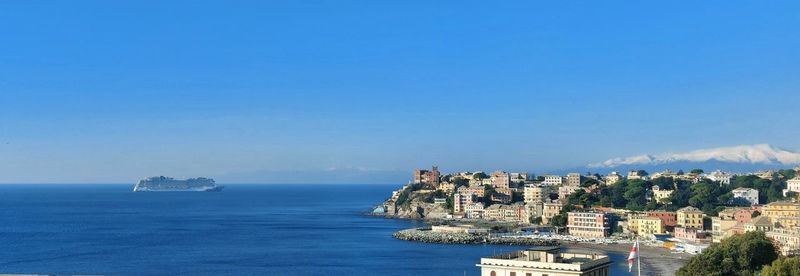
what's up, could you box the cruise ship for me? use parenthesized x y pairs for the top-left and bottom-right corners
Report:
(133, 176), (223, 192)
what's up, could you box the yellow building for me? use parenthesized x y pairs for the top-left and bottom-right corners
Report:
(774, 216), (800, 229)
(541, 201), (564, 225)
(763, 201), (800, 221)
(711, 217), (740, 243)
(437, 182), (455, 193)
(677, 206), (704, 229)
(631, 217), (664, 236)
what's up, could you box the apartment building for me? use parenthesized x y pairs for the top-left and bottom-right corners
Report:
(542, 175), (564, 186)
(567, 211), (610, 238)
(677, 206), (704, 229)
(731, 188), (759, 205)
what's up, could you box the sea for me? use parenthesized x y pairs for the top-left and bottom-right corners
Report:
(0, 184), (632, 275)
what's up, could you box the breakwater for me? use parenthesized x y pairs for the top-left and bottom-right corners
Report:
(393, 228), (560, 246)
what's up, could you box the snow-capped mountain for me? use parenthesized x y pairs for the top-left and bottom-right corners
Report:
(585, 144), (800, 173)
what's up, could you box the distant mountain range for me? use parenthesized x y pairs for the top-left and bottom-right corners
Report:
(578, 144), (800, 174)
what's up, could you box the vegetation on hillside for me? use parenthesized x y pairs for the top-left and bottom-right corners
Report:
(676, 231), (778, 276)
(761, 257), (800, 276)
(559, 174), (789, 216)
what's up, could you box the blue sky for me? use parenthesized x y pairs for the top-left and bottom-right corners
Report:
(1, 1), (799, 183)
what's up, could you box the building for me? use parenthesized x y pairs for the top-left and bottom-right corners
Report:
(542, 201), (564, 224)
(484, 204), (526, 222)
(706, 170), (732, 185)
(413, 166), (440, 187)
(510, 173), (529, 184)
(744, 216), (772, 232)
(566, 173), (583, 186)
(453, 193), (475, 213)
(652, 169), (677, 179)
(567, 212), (610, 238)
(651, 186), (674, 202)
(542, 175), (564, 186)
(674, 226), (707, 241)
(457, 185), (486, 198)
(491, 171), (511, 189)
(433, 197), (447, 205)
(490, 193), (512, 204)
(677, 206), (704, 229)
(524, 186), (550, 204)
(558, 185), (581, 200)
(774, 216), (800, 229)
(646, 211), (677, 227)
(525, 202), (544, 221)
(627, 170), (645, 180)
(465, 203), (485, 219)
(477, 246), (612, 276)
(630, 217), (664, 236)
(717, 207), (757, 224)
(766, 228), (800, 256)
(605, 172), (622, 185)
(711, 217), (741, 243)
(731, 187), (759, 205)
(784, 176), (800, 197)
(763, 201), (800, 222)
(437, 182), (455, 193)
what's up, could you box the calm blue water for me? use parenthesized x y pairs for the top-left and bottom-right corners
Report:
(0, 184), (630, 275)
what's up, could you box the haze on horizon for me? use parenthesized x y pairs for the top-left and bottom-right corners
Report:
(1, 1), (800, 184)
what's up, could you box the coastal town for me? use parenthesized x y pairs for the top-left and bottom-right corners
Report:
(375, 166), (800, 274)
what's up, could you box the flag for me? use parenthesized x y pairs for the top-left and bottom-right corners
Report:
(628, 240), (638, 272)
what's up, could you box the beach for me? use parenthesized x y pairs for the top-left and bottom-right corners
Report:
(565, 242), (690, 276)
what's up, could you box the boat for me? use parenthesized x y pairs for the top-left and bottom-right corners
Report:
(133, 176), (223, 192)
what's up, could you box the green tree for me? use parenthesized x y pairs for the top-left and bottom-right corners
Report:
(580, 178), (600, 188)
(761, 257), (800, 276)
(473, 172), (488, 180)
(778, 169), (797, 180)
(452, 177), (469, 188)
(530, 216), (542, 225)
(676, 231), (778, 276)
(482, 185), (496, 205)
(550, 214), (567, 228)
(752, 210), (761, 218)
(623, 180), (649, 211)
(690, 169), (704, 175)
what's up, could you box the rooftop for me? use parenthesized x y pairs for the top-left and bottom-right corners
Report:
(478, 247), (612, 274)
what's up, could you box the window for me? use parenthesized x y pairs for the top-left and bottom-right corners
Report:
(510, 273), (516, 276)
(490, 272), (496, 276)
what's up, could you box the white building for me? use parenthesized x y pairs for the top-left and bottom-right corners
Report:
(509, 172), (529, 184)
(627, 170), (647, 180)
(783, 176), (800, 197)
(477, 247), (611, 276)
(706, 170), (732, 185)
(731, 187), (759, 205)
(651, 185), (674, 202)
(524, 185), (550, 204)
(542, 175), (564, 186)
(464, 203), (485, 219)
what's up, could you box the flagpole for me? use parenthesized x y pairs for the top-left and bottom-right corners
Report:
(637, 237), (642, 276)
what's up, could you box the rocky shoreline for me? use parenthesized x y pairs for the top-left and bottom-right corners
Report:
(393, 228), (560, 246)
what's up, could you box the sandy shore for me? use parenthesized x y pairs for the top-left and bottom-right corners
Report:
(562, 242), (690, 276)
